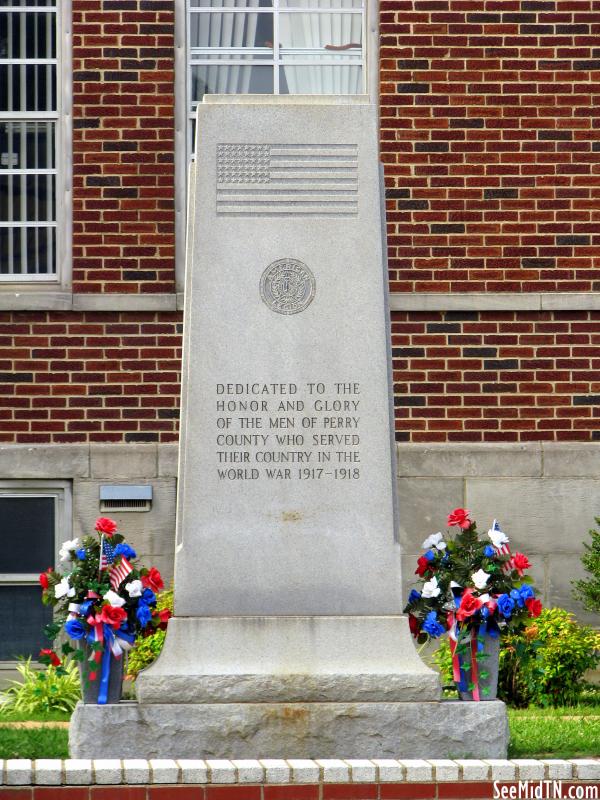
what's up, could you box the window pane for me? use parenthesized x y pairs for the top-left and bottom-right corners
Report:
(0, 496), (55, 572)
(279, 12), (362, 54)
(279, 0), (362, 7)
(190, 0), (273, 7)
(0, 1), (56, 7)
(0, 64), (57, 112)
(0, 121), (55, 171)
(192, 64), (273, 102)
(0, 174), (55, 221)
(279, 64), (362, 93)
(0, 586), (53, 660)
(190, 12), (273, 50)
(0, 11), (56, 59)
(0, 225), (55, 274)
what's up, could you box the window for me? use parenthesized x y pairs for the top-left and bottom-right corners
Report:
(0, 0), (60, 280)
(187, 0), (365, 152)
(0, 481), (71, 662)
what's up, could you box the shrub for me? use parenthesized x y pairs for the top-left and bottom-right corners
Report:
(523, 608), (600, 708)
(572, 517), (600, 615)
(430, 607), (600, 708)
(0, 657), (80, 715)
(126, 588), (173, 679)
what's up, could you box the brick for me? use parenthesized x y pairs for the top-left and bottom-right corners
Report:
(380, 785), (435, 799)
(438, 783), (494, 799)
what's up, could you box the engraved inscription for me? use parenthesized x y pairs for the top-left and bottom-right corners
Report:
(215, 382), (362, 482)
(216, 143), (358, 216)
(260, 259), (316, 316)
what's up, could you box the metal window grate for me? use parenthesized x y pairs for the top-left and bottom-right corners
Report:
(0, 3), (58, 278)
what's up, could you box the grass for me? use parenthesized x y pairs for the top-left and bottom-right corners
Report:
(0, 727), (69, 759)
(508, 706), (600, 758)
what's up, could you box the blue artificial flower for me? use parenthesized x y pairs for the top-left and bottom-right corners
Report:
(483, 545), (495, 558)
(422, 611), (445, 639)
(79, 599), (94, 616)
(519, 584), (534, 603)
(76, 548), (86, 560)
(441, 552), (450, 564)
(424, 549), (436, 562)
(141, 588), (156, 606)
(510, 588), (525, 608)
(408, 589), (421, 603)
(64, 618), (86, 640)
(497, 593), (515, 618)
(114, 543), (136, 560)
(481, 605), (490, 619)
(136, 603), (152, 626)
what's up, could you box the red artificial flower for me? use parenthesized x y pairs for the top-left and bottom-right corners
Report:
(415, 556), (430, 577)
(39, 649), (61, 667)
(526, 597), (542, 618)
(100, 604), (128, 629)
(39, 572), (49, 589)
(455, 589), (482, 622)
(158, 608), (172, 623)
(512, 552), (531, 575)
(408, 613), (420, 638)
(141, 567), (164, 593)
(95, 517), (118, 537)
(447, 508), (472, 529)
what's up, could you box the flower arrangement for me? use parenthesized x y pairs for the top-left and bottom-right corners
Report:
(39, 517), (171, 705)
(404, 508), (542, 700)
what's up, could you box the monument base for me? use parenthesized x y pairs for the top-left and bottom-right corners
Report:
(134, 616), (441, 703)
(69, 700), (509, 759)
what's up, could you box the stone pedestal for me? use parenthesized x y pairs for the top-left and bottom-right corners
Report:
(69, 700), (509, 759)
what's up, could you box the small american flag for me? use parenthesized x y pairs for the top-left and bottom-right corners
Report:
(100, 539), (133, 591)
(109, 556), (133, 591)
(491, 519), (515, 573)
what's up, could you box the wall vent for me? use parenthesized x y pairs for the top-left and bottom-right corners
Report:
(99, 485), (152, 513)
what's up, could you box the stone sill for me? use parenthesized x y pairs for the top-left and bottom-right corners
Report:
(1, 758), (598, 786)
(0, 292), (599, 313)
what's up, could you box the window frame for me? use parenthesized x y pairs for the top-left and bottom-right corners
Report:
(0, 0), (72, 290)
(0, 479), (72, 667)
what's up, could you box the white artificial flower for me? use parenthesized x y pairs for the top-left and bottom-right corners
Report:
(421, 532), (447, 551)
(422, 575), (441, 598)
(103, 589), (126, 608)
(478, 593), (490, 604)
(68, 602), (80, 614)
(450, 580), (462, 589)
(125, 579), (143, 598)
(59, 537), (80, 563)
(471, 569), (490, 590)
(54, 577), (75, 599)
(487, 527), (509, 548)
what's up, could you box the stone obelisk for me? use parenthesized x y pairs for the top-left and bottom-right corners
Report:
(70, 96), (508, 759)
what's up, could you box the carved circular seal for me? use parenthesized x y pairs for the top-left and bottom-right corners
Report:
(260, 258), (316, 315)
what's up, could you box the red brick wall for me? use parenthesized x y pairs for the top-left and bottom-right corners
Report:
(1, 311), (599, 444)
(72, 0), (176, 293)
(3, 2), (598, 444)
(0, 313), (181, 444)
(380, 0), (600, 293)
(391, 310), (600, 442)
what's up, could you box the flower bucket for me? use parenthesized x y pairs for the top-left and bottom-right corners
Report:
(79, 641), (124, 705)
(456, 630), (500, 701)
